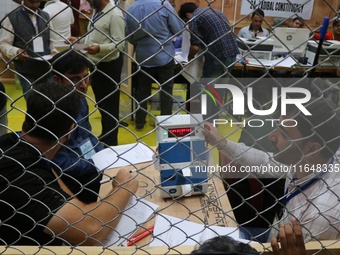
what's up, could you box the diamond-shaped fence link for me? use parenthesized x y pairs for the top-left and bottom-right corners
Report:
(0, 0), (339, 254)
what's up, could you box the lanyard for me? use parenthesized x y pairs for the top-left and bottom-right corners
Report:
(20, 8), (39, 35)
(281, 158), (334, 205)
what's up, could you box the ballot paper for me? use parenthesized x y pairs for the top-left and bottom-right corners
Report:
(91, 142), (155, 171)
(150, 214), (240, 247)
(31, 55), (53, 61)
(54, 43), (89, 52)
(102, 196), (159, 246)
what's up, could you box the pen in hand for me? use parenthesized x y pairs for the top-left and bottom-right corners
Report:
(126, 225), (154, 246)
(100, 169), (138, 184)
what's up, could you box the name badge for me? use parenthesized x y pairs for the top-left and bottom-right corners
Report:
(79, 138), (96, 160)
(33, 36), (44, 53)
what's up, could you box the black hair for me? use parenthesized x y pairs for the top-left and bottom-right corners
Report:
(190, 236), (259, 255)
(252, 9), (264, 19)
(293, 17), (304, 24)
(22, 81), (81, 142)
(287, 98), (340, 158)
(50, 50), (93, 76)
(178, 2), (198, 21)
(333, 18), (340, 27)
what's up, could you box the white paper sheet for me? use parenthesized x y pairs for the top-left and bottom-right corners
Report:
(54, 43), (89, 52)
(31, 55), (53, 61)
(102, 196), (159, 246)
(73, 44), (89, 51)
(91, 142), (155, 171)
(246, 56), (300, 68)
(150, 214), (240, 247)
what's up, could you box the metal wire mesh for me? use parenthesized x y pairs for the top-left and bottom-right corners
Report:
(0, 0), (340, 254)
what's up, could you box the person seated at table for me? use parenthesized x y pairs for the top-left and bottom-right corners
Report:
(203, 98), (340, 242)
(190, 219), (306, 255)
(51, 50), (104, 203)
(273, 17), (305, 28)
(291, 17), (305, 28)
(238, 9), (269, 39)
(0, 81), (138, 245)
(314, 18), (340, 41)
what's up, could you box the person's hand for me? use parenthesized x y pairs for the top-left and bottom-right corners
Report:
(112, 169), (139, 195)
(202, 122), (226, 149)
(66, 36), (79, 44)
(85, 44), (100, 55)
(16, 49), (29, 60)
(271, 219), (306, 255)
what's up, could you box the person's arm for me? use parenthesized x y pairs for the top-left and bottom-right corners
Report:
(166, 1), (184, 36)
(45, 168), (138, 245)
(86, 11), (125, 56)
(238, 27), (245, 38)
(202, 122), (283, 178)
(0, 17), (29, 60)
(271, 219), (306, 255)
(125, 14), (136, 45)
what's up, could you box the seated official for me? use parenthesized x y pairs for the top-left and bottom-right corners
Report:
(203, 98), (340, 242)
(50, 50), (104, 203)
(314, 18), (340, 41)
(0, 82), (138, 245)
(238, 9), (269, 39)
(273, 16), (305, 28)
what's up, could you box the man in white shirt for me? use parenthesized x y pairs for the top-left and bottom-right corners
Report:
(203, 98), (340, 242)
(238, 9), (269, 39)
(69, 0), (125, 146)
(43, 0), (75, 44)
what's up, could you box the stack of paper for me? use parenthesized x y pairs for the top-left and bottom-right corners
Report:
(150, 214), (240, 247)
(102, 196), (159, 246)
(91, 142), (155, 171)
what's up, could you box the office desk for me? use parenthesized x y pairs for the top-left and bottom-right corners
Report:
(100, 160), (237, 246)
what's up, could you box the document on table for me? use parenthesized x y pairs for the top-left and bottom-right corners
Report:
(246, 56), (299, 68)
(102, 196), (159, 246)
(149, 214), (240, 246)
(91, 142), (155, 171)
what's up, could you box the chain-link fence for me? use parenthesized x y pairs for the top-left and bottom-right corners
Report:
(0, 0), (340, 254)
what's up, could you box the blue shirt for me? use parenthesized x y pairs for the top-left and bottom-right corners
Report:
(52, 98), (103, 178)
(125, 0), (183, 67)
(189, 8), (239, 63)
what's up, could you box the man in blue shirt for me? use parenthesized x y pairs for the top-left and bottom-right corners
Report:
(125, 0), (183, 131)
(178, 3), (239, 120)
(50, 50), (104, 203)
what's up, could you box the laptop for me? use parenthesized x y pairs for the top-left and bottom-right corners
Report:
(271, 27), (311, 57)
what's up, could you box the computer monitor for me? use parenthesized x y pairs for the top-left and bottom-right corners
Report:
(271, 27), (311, 57)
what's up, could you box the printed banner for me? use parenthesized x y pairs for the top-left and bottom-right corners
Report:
(240, 0), (314, 19)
